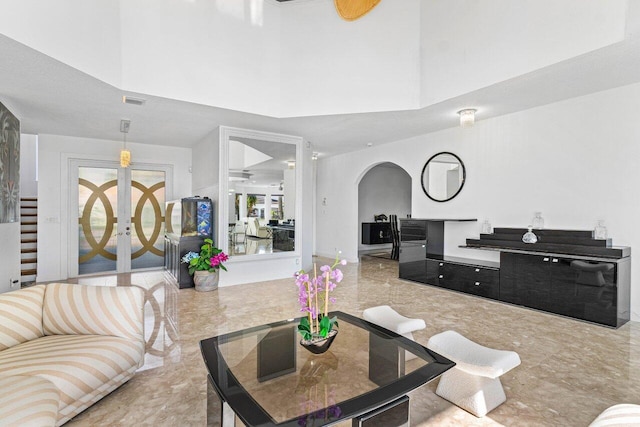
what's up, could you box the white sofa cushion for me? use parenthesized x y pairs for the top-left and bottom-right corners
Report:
(43, 283), (144, 343)
(0, 375), (59, 427)
(590, 404), (640, 426)
(0, 285), (46, 351)
(0, 334), (142, 425)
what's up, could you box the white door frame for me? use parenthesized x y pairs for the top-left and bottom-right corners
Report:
(68, 159), (173, 277)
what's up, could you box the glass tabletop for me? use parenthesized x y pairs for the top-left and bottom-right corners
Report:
(200, 311), (454, 427)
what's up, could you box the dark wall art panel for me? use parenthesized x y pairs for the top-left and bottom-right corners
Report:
(0, 101), (20, 223)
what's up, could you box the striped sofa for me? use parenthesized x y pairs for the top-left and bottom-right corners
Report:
(0, 283), (145, 426)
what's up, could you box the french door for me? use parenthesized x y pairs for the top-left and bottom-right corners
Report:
(69, 160), (171, 276)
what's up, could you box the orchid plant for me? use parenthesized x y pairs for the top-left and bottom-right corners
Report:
(181, 238), (228, 275)
(295, 254), (347, 341)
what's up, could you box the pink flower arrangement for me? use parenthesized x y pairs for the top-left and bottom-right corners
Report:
(295, 254), (347, 340)
(181, 238), (228, 275)
(210, 252), (228, 269)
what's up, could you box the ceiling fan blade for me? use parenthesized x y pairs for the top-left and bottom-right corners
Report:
(334, 0), (381, 21)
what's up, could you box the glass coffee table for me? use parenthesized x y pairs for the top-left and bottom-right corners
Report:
(200, 311), (454, 427)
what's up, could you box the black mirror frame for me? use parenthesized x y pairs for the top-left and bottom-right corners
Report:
(420, 151), (466, 202)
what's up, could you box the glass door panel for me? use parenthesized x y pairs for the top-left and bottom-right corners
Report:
(78, 167), (119, 275)
(130, 169), (166, 269)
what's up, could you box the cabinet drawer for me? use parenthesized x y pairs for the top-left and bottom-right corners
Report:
(461, 275), (500, 299)
(435, 263), (460, 291)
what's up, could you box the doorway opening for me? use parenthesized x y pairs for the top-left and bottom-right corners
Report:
(357, 162), (411, 260)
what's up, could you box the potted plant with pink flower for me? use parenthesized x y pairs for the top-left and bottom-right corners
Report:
(181, 238), (228, 292)
(295, 254), (346, 353)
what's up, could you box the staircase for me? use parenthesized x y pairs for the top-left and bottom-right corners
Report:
(20, 197), (37, 285)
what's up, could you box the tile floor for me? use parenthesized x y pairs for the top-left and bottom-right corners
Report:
(58, 255), (640, 426)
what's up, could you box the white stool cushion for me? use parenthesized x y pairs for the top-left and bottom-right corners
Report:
(362, 305), (426, 335)
(427, 330), (521, 379)
(589, 404), (640, 426)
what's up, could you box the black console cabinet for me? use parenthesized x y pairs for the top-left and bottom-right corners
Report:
(500, 252), (629, 327)
(362, 222), (392, 245)
(399, 225), (631, 328)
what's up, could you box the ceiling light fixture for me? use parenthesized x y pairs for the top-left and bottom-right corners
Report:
(120, 119), (131, 168)
(287, 161), (296, 169)
(457, 109), (477, 128)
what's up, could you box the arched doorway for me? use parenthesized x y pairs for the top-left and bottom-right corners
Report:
(357, 162), (411, 259)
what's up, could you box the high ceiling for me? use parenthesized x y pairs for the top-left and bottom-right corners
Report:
(1, 24), (640, 158)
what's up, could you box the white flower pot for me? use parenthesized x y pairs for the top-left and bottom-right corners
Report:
(193, 270), (219, 292)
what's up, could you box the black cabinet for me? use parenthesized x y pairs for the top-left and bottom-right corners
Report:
(398, 243), (428, 283)
(499, 253), (552, 311)
(424, 257), (500, 299)
(164, 235), (205, 289)
(362, 222), (392, 245)
(399, 219), (445, 257)
(500, 252), (628, 327)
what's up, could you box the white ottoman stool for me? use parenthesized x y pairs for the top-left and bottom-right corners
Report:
(590, 404), (640, 426)
(362, 305), (426, 339)
(427, 330), (521, 417)
(363, 305), (426, 361)
(362, 305), (426, 340)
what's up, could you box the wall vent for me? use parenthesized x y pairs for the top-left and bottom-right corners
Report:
(122, 96), (146, 106)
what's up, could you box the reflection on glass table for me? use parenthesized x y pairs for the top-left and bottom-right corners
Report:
(200, 312), (454, 427)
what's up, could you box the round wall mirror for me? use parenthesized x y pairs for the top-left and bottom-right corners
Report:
(421, 152), (466, 202)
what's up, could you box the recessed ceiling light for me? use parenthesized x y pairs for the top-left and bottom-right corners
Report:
(122, 96), (146, 106)
(366, 143), (373, 147)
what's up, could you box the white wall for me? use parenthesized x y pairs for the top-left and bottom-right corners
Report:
(419, 0), (627, 106)
(278, 0), (421, 116)
(37, 134), (192, 281)
(0, 0), (122, 86)
(192, 129), (220, 242)
(316, 82), (640, 320)
(119, 0), (281, 116)
(358, 163), (411, 252)
(1, 0), (630, 117)
(283, 168), (295, 220)
(19, 134), (38, 197)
